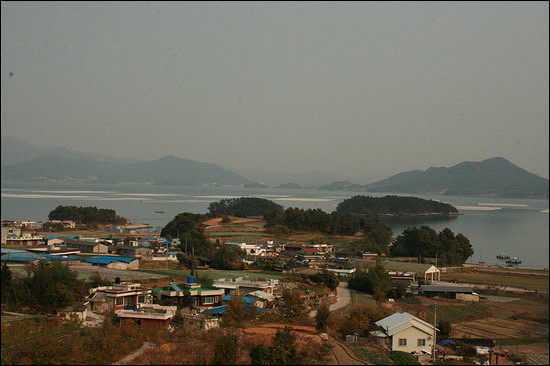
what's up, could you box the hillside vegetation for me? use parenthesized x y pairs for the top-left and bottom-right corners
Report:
(336, 195), (458, 217)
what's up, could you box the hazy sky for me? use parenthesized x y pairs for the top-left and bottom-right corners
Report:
(2, 2), (549, 179)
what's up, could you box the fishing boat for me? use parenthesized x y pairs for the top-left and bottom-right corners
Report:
(496, 253), (510, 260)
(155, 210), (165, 214)
(505, 257), (522, 265)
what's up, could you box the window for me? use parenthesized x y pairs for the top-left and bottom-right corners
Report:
(398, 338), (407, 346)
(418, 339), (426, 346)
(115, 298), (123, 306)
(203, 297), (215, 305)
(138, 295), (145, 304)
(193, 297), (200, 306)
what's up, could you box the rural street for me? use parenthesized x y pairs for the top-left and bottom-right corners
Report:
(309, 282), (351, 318)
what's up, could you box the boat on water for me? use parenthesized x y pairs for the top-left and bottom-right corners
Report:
(496, 253), (510, 260)
(505, 257), (522, 264)
(155, 211), (165, 214)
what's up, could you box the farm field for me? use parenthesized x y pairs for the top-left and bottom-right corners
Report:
(440, 270), (549, 292)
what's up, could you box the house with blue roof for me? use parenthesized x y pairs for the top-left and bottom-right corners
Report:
(201, 295), (266, 317)
(81, 256), (139, 269)
(1, 249), (81, 263)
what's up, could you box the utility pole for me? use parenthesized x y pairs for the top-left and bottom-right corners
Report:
(433, 302), (437, 362)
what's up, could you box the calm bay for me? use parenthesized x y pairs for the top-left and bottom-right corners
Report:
(1, 180), (548, 269)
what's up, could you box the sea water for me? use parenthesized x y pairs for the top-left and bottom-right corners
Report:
(1, 180), (548, 269)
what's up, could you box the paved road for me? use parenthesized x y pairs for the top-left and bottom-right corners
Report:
(309, 282), (351, 318)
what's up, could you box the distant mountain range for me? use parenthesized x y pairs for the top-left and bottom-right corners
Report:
(329, 157), (547, 199)
(2, 138), (548, 198)
(1, 137), (251, 186)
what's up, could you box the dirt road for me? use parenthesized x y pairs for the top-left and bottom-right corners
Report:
(309, 282), (351, 318)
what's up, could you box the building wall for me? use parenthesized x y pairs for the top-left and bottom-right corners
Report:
(107, 261), (130, 270)
(391, 327), (434, 354)
(1, 227), (22, 244)
(456, 293), (480, 302)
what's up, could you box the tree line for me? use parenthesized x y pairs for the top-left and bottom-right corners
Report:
(48, 205), (128, 227)
(1, 262), (101, 314)
(264, 207), (393, 239)
(336, 195), (458, 216)
(208, 197), (283, 217)
(390, 226), (473, 266)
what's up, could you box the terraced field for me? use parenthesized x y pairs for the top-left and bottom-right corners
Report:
(453, 317), (548, 340)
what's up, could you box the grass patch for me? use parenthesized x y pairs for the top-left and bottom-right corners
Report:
(424, 303), (492, 324)
(349, 289), (378, 307)
(440, 271), (549, 292)
(136, 269), (289, 282)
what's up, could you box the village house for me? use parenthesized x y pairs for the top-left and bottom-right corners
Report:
(389, 271), (417, 288)
(244, 290), (276, 309)
(1, 226), (21, 244)
(224, 242), (267, 257)
(212, 276), (279, 296)
(152, 276), (225, 308)
(4, 232), (44, 246)
(363, 259), (441, 283)
(117, 304), (177, 329)
(44, 235), (81, 246)
(64, 238), (109, 253)
(48, 219), (76, 229)
(87, 282), (152, 313)
(418, 285), (479, 301)
(115, 245), (153, 259)
(151, 250), (183, 262)
(81, 255), (140, 270)
(370, 312), (438, 354)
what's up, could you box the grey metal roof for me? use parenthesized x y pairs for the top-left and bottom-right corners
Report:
(375, 312), (437, 335)
(375, 312), (415, 330)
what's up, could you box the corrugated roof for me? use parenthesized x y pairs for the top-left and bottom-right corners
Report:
(82, 256), (137, 265)
(202, 305), (227, 315)
(375, 312), (437, 335)
(221, 295), (257, 304)
(45, 235), (80, 240)
(375, 312), (415, 330)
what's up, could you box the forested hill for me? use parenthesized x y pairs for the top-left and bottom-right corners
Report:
(362, 157), (549, 199)
(336, 195), (458, 217)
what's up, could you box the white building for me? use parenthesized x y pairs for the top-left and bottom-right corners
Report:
(370, 312), (438, 354)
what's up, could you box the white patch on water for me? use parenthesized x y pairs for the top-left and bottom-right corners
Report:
(455, 205), (502, 211)
(1, 193), (98, 199)
(33, 190), (116, 194)
(111, 193), (182, 197)
(479, 203), (529, 207)
(148, 199), (214, 203)
(541, 209), (549, 213)
(255, 194), (289, 197)
(271, 198), (336, 202)
(193, 195), (244, 199)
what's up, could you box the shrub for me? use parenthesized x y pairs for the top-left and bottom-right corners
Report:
(389, 351), (421, 365)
